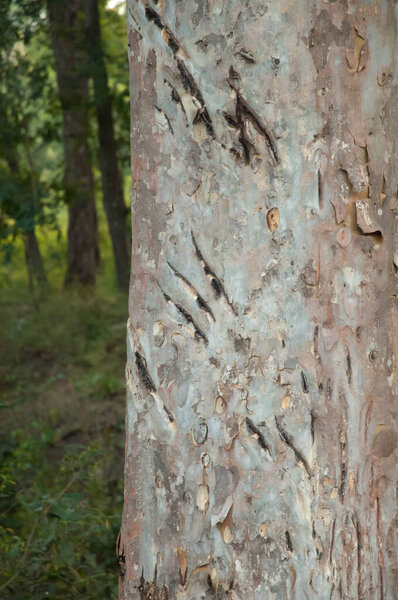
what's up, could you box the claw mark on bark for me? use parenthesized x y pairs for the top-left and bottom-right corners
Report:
(376, 496), (385, 600)
(346, 351), (352, 384)
(225, 77), (279, 165)
(246, 417), (271, 454)
(161, 402), (175, 423)
(339, 394), (348, 502)
(128, 8), (143, 38)
(141, 4), (213, 136)
(164, 79), (188, 126)
(313, 325), (321, 364)
(301, 370), (309, 393)
(135, 349), (174, 422)
(137, 564), (169, 599)
(167, 261), (215, 321)
(339, 450), (347, 502)
(329, 518), (336, 565)
(154, 105), (174, 134)
(285, 530), (293, 553)
(352, 514), (362, 597)
(318, 170), (323, 210)
(275, 416), (312, 478)
(176, 60), (214, 136)
(144, 4), (181, 54)
(237, 92), (279, 164)
(237, 49), (255, 63)
(191, 231), (238, 316)
(162, 289), (208, 345)
(135, 351), (156, 392)
(310, 410), (315, 445)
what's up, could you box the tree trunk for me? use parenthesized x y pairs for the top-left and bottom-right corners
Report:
(23, 230), (47, 291)
(120, 2), (398, 599)
(3, 152), (47, 290)
(85, 0), (131, 291)
(48, 0), (98, 286)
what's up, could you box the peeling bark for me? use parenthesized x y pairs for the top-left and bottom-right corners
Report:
(121, 1), (398, 598)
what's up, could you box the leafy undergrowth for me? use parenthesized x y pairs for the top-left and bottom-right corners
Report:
(0, 282), (127, 599)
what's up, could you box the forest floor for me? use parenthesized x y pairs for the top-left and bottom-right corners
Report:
(0, 224), (127, 599)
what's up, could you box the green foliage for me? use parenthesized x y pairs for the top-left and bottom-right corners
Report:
(0, 0), (130, 271)
(0, 277), (126, 598)
(0, 434), (121, 599)
(0, 0), (62, 256)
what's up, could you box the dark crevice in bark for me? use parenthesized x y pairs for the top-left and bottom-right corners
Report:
(339, 394), (348, 502)
(154, 105), (174, 133)
(246, 417), (271, 454)
(225, 76), (279, 166)
(135, 349), (174, 421)
(141, 3), (214, 136)
(352, 514), (362, 598)
(301, 370), (309, 393)
(310, 410), (315, 445)
(164, 79), (189, 126)
(318, 170), (323, 210)
(137, 565), (169, 599)
(313, 325), (321, 364)
(191, 231), (238, 316)
(144, 4), (180, 55)
(162, 403), (175, 423)
(329, 518), (336, 566)
(285, 530), (293, 553)
(376, 496), (385, 600)
(275, 416), (312, 478)
(176, 60), (214, 136)
(237, 49), (255, 63)
(236, 92), (279, 164)
(346, 351), (352, 384)
(162, 290), (209, 345)
(339, 459), (347, 502)
(167, 261), (215, 320)
(127, 7), (143, 38)
(135, 351), (156, 392)
(223, 111), (240, 129)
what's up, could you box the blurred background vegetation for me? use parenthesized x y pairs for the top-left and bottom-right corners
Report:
(0, 0), (129, 597)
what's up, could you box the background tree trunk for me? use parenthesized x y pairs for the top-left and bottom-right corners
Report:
(121, 1), (398, 598)
(3, 151), (47, 290)
(85, 0), (131, 291)
(48, 0), (99, 286)
(23, 230), (47, 291)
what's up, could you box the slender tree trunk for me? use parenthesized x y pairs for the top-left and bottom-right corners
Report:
(4, 153), (47, 290)
(120, 2), (398, 599)
(85, 0), (131, 291)
(48, 0), (98, 286)
(23, 230), (47, 290)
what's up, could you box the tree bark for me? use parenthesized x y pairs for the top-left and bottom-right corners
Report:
(3, 151), (47, 290)
(85, 0), (131, 291)
(48, 0), (98, 286)
(121, 1), (398, 599)
(23, 230), (47, 291)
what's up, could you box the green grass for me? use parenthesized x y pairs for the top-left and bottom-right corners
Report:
(0, 211), (127, 599)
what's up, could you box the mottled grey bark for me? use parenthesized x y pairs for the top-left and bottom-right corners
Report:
(48, 0), (99, 286)
(121, 1), (398, 599)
